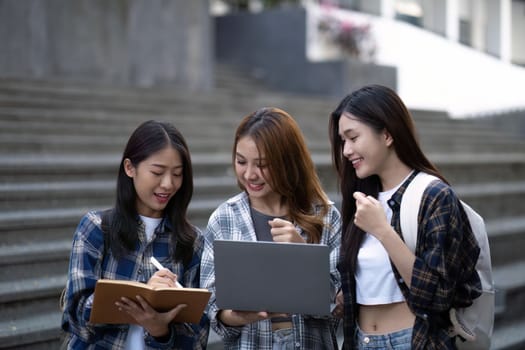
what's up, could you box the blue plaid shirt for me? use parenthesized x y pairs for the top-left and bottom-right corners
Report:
(200, 192), (342, 349)
(339, 172), (481, 349)
(61, 210), (209, 349)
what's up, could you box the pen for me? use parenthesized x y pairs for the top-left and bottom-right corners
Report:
(150, 256), (183, 288)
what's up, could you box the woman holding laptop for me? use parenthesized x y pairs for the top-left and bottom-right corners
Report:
(200, 107), (342, 349)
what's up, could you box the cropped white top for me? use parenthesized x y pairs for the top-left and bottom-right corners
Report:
(355, 180), (407, 305)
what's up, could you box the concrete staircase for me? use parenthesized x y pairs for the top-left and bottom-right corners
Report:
(1, 65), (525, 349)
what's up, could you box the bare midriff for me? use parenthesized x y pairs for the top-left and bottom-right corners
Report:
(358, 301), (415, 334)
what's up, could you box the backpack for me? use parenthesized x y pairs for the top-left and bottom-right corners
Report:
(400, 172), (495, 350)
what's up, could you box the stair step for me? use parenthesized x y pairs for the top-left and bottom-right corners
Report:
(0, 275), (66, 303)
(0, 177), (238, 211)
(493, 261), (525, 294)
(0, 153), (235, 182)
(0, 240), (71, 264)
(24, 151), (514, 184)
(487, 216), (525, 266)
(491, 317), (525, 350)
(455, 182), (525, 220)
(428, 153), (525, 185)
(0, 309), (62, 348)
(0, 110), (511, 134)
(0, 200), (221, 232)
(492, 261), (525, 326)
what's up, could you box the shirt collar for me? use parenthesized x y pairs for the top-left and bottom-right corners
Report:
(389, 170), (419, 210)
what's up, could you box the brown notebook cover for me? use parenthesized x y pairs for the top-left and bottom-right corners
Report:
(89, 279), (211, 324)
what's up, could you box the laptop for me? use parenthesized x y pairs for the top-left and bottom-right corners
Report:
(213, 239), (332, 316)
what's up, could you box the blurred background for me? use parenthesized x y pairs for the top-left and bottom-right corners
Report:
(0, 0), (524, 349)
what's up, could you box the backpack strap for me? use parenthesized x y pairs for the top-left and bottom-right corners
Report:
(401, 172), (495, 348)
(400, 172), (440, 252)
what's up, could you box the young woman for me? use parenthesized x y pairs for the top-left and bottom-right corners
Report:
(61, 120), (209, 349)
(200, 107), (342, 349)
(329, 85), (481, 349)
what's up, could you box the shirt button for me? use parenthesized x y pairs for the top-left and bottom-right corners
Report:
(363, 336), (370, 344)
(388, 200), (395, 206)
(398, 278), (404, 283)
(422, 313), (428, 320)
(295, 342), (300, 347)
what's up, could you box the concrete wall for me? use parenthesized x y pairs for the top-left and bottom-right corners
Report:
(512, 0), (525, 65)
(356, 0), (383, 16)
(0, 0), (212, 90)
(215, 6), (396, 98)
(421, 0), (448, 36)
(486, 0), (503, 58)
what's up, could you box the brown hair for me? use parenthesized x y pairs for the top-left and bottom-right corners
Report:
(233, 107), (330, 243)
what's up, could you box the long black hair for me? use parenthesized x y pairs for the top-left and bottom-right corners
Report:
(328, 85), (446, 273)
(103, 120), (197, 266)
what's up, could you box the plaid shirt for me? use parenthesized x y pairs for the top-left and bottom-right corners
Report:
(339, 171), (481, 350)
(61, 210), (209, 349)
(200, 192), (342, 349)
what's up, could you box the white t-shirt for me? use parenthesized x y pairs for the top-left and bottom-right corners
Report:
(140, 215), (162, 242)
(355, 173), (413, 305)
(124, 216), (162, 350)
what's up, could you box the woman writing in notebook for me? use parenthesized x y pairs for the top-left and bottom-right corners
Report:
(329, 85), (481, 349)
(200, 107), (342, 349)
(61, 120), (209, 349)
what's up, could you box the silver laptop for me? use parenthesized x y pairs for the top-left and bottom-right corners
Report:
(213, 239), (332, 316)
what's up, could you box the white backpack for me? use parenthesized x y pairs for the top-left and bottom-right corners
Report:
(400, 172), (495, 350)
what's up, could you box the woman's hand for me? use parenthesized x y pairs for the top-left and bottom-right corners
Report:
(353, 191), (416, 285)
(353, 191), (391, 241)
(147, 269), (181, 289)
(269, 218), (305, 243)
(116, 295), (186, 337)
(218, 309), (286, 327)
(332, 290), (344, 319)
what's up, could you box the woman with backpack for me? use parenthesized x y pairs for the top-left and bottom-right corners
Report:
(329, 85), (482, 349)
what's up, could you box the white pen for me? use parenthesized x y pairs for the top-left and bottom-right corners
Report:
(149, 256), (183, 288)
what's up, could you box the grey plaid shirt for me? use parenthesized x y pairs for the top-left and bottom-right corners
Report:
(200, 192), (342, 349)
